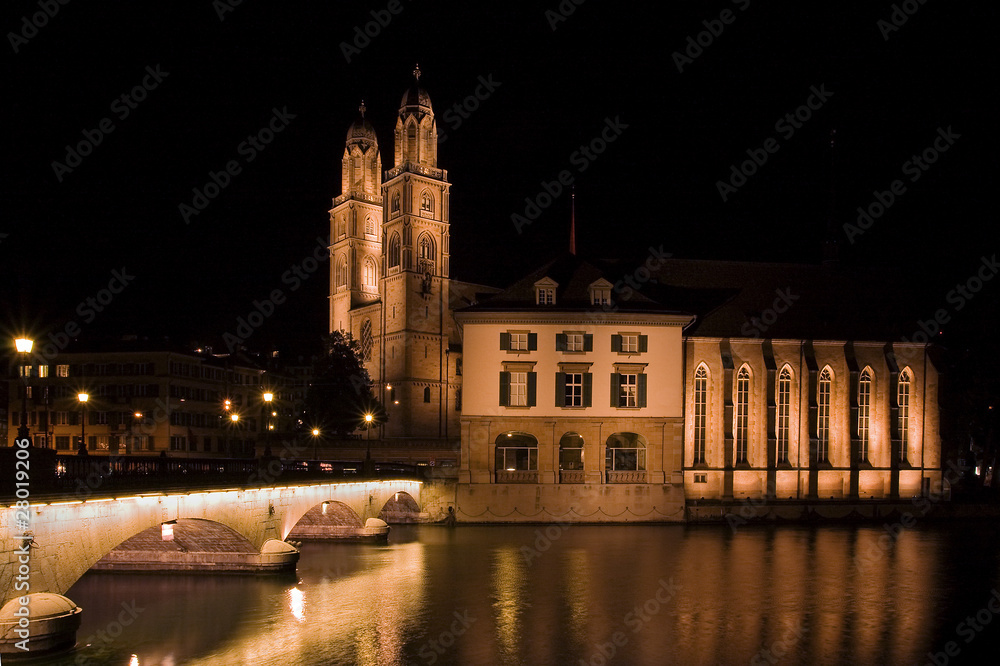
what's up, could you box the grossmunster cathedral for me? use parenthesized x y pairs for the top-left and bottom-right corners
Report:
(329, 68), (943, 522)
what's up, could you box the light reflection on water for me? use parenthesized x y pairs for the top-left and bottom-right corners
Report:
(49, 522), (1000, 665)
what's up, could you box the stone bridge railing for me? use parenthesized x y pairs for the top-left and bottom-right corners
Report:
(0, 448), (426, 500)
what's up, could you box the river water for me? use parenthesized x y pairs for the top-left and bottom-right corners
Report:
(46, 522), (1000, 665)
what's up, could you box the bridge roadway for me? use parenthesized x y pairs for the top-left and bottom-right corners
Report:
(0, 451), (428, 656)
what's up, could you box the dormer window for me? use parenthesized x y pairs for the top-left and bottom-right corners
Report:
(589, 278), (613, 306)
(534, 277), (558, 306)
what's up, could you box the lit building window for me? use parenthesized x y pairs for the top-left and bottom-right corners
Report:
(57, 364), (69, 377)
(536, 288), (555, 305)
(566, 333), (584, 352)
(420, 191), (434, 214)
(619, 373), (637, 407)
(817, 367), (832, 463)
(509, 372), (527, 407)
(898, 368), (911, 463)
(694, 365), (708, 464)
(363, 257), (377, 291)
(777, 366), (792, 464)
(735, 366), (750, 464)
(495, 432), (537, 471)
(859, 367), (872, 462)
(565, 373), (583, 407)
(509, 333), (528, 351)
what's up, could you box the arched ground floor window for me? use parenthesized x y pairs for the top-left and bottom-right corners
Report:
(606, 432), (646, 483)
(559, 432), (585, 484)
(495, 432), (538, 483)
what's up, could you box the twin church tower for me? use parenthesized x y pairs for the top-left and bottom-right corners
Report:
(328, 66), (479, 443)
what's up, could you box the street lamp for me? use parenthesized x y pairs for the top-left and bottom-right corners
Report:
(229, 412), (240, 457)
(77, 393), (89, 455)
(311, 428), (320, 461)
(131, 411), (143, 454)
(364, 412), (374, 476)
(262, 392), (273, 457)
(14, 338), (33, 445)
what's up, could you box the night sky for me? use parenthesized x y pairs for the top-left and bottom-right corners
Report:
(2, 1), (995, 357)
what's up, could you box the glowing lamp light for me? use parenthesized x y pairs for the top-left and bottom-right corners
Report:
(14, 338), (33, 354)
(263, 392), (274, 402)
(134, 411), (143, 419)
(365, 413), (374, 423)
(312, 429), (320, 437)
(161, 521), (175, 541)
(224, 399), (232, 410)
(78, 393), (89, 403)
(231, 414), (239, 423)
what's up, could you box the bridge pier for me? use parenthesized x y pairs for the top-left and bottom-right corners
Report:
(0, 593), (82, 658)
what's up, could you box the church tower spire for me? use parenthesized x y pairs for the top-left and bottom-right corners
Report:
(394, 64), (438, 168)
(329, 101), (384, 334)
(380, 66), (452, 438)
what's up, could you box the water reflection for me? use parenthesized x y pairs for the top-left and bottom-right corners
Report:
(53, 522), (1000, 665)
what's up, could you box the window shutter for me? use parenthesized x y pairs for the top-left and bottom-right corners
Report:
(611, 372), (620, 407)
(528, 333), (538, 351)
(611, 334), (622, 352)
(499, 372), (510, 406)
(555, 372), (566, 406)
(500, 332), (510, 350)
(527, 372), (537, 407)
(638, 335), (648, 353)
(584, 334), (594, 352)
(555, 334), (567, 351)
(638, 374), (648, 408)
(583, 373), (593, 407)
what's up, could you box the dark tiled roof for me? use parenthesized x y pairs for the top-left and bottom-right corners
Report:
(460, 254), (691, 316)
(468, 254), (933, 341)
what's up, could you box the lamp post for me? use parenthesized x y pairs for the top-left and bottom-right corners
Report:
(311, 428), (320, 462)
(364, 412), (374, 476)
(77, 393), (89, 455)
(262, 391), (273, 457)
(14, 338), (33, 445)
(223, 399), (232, 455)
(230, 413), (239, 457)
(131, 411), (143, 454)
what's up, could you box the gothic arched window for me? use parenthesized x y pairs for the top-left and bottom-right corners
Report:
(336, 256), (348, 289)
(388, 233), (401, 269)
(365, 215), (376, 236)
(777, 366), (792, 464)
(818, 367), (833, 463)
(418, 234), (435, 275)
(859, 367), (873, 462)
(363, 257), (377, 291)
(693, 365), (708, 464)
(735, 365), (751, 464)
(898, 368), (911, 463)
(420, 190), (434, 215)
(391, 191), (400, 216)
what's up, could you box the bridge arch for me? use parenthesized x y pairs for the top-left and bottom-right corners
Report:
(1, 479), (422, 603)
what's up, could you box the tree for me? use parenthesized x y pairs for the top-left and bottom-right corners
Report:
(304, 331), (386, 436)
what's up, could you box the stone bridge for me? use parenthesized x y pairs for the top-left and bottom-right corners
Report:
(0, 479), (423, 656)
